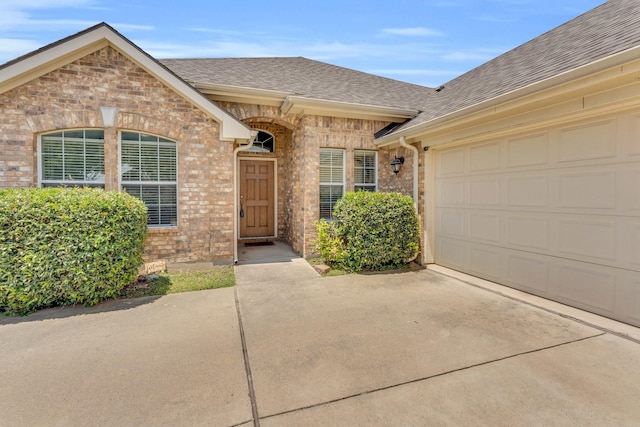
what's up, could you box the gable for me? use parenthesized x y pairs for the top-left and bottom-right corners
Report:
(0, 23), (251, 142)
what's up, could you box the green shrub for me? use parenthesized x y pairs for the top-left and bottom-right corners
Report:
(0, 188), (148, 315)
(314, 191), (420, 272)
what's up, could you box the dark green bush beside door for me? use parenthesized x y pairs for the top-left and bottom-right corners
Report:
(315, 191), (419, 272)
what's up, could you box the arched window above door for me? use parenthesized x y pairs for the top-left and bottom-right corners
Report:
(248, 130), (275, 153)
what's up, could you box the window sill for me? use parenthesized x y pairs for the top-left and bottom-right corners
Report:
(147, 226), (179, 234)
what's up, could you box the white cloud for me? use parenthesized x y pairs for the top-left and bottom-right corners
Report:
(472, 15), (519, 23)
(0, 38), (42, 56)
(0, 0), (95, 25)
(138, 39), (382, 60)
(187, 28), (242, 36)
(111, 23), (153, 31)
(0, 1), (150, 32)
(381, 27), (443, 37)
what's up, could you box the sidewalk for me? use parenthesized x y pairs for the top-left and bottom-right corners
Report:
(1, 244), (640, 426)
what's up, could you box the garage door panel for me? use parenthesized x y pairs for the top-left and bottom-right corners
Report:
(555, 263), (616, 313)
(628, 223), (640, 267)
(628, 114), (640, 155)
(437, 179), (465, 206)
(468, 245), (502, 281)
(438, 209), (466, 237)
(557, 219), (617, 262)
(507, 175), (548, 207)
(434, 111), (640, 327)
(436, 237), (466, 270)
(617, 275), (640, 323)
(557, 171), (616, 209)
(507, 133), (548, 168)
(557, 120), (616, 163)
(470, 142), (500, 171)
(506, 253), (550, 294)
(469, 213), (501, 243)
(507, 215), (549, 250)
(438, 148), (465, 175)
(469, 178), (500, 206)
(628, 170), (640, 211)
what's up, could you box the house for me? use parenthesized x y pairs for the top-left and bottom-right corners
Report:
(1, 0), (639, 326)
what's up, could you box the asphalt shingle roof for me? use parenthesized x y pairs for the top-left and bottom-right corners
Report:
(160, 57), (433, 112)
(406, 0), (640, 129)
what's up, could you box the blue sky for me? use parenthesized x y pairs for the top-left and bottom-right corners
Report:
(0, 0), (604, 87)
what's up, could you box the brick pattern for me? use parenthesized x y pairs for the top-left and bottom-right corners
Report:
(219, 102), (414, 257)
(0, 47), (234, 263)
(2, 50), (417, 263)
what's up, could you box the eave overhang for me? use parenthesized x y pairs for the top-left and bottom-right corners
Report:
(195, 82), (420, 122)
(376, 44), (640, 149)
(281, 95), (419, 122)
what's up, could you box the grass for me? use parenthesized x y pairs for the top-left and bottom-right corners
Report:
(119, 266), (235, 299)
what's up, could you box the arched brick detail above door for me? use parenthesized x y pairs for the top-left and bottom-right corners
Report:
(217, 102), (300, 130)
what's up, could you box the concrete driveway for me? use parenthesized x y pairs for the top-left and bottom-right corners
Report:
(2, 248), (640, 426)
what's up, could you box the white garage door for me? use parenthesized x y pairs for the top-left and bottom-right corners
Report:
(434, 112), (640, 327)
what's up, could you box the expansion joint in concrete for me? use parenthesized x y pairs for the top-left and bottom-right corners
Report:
(235, 287), (261, 427)
(259, 332), (607, 422)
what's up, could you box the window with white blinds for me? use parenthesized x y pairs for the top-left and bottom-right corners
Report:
(121, 131), (177, 227)
(319, 148), (344, 220)
(40, 130), (105, 187)
(354, 150), (377, 192)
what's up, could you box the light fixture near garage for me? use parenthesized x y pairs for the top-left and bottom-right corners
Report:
(390, 155), (404, 174)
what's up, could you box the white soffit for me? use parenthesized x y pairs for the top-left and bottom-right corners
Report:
(281, 95), (418, 122)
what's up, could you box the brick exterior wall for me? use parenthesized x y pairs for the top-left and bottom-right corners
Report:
(1, 47), (418, 263)
(0, 47), (235, 263)
(219, 102), (415, 257)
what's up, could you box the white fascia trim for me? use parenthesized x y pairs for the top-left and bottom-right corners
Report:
(375, 44), (640, 147)
(281, 95), (419, 121)
(0, 25), (253, 142)
(103, 32), (252, 142)
(0, 32), (108, 92)
(194, 82), (290, 101)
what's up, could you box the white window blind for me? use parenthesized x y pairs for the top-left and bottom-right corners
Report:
(121, 132), (177, 227)
(40, 130), (105, 187)
(354, 150), (377, 192)
(319, 148), (344, 220)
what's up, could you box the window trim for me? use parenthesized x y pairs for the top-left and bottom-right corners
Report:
(354, 149), (378, 192)
(319, 148), (345, 220)
(247, 129), (276, 153)
(119, 130), (179, 228)
(38, 129), (106, 188)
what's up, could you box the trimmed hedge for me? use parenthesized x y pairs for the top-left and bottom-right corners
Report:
(0, 188), (148, 315)
(315, 191), (420, 272)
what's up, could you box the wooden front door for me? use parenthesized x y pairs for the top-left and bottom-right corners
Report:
(239, 160), (275, 238)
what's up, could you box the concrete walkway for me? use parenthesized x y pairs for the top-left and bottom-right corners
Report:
(2, 243), (640, 426)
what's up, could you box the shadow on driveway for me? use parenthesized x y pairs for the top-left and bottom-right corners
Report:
(0, 295), (161, 325)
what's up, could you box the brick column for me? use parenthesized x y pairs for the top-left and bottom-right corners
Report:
(103, 127), (119, 191)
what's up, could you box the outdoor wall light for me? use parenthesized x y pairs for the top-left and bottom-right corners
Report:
(390, 155), (404, 174)
(100, 106), (119, 128)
